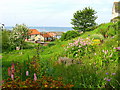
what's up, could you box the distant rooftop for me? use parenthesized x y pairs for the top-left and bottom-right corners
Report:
(29, 29), (40, 35)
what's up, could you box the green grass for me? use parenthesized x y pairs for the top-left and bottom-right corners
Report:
(2, 22), (120, 88)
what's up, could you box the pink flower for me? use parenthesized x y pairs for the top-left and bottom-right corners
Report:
(109, 54), (113, 57)
(79, 45), (82, 48)
(11, 63), (15, 74)
(8, 67), (11, 76)
(34, 73), (37, 81)
(115, 47), (120, 50)
(83, 43), (87, 46)
(11, 63), (15, 70)
(26, 71), (29, 76)
(11, 73), (14, 80)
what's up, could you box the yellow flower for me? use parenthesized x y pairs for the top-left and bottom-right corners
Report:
(44, 85), (48, 87)
(93, 39), (100, 42)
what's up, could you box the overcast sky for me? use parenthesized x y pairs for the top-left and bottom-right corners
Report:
(0, 0), (119, 27)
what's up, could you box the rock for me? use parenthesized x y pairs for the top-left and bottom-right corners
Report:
(57, 57), (76, 66)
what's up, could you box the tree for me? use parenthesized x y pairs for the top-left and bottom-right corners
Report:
(71, 7), (97, 32)
(60, 30), (80, 41)
(2, 30), (13, 52)
(12, 24), (30, 49)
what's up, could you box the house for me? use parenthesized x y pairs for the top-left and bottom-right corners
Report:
(111, 1), (120, 22)
(40, 32), (56, 41)
(53, 32), (63, 39)
(28, 29), (62, 42)
(28, 29), (44, 41)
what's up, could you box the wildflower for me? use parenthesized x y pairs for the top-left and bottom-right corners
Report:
(44, 85), (48, 87)
(11, 73), (14, 80)
(34, 73), (37, 81)
(0, 80), (4, 84)
(112, 73), (116, 75)
(104, 77), (107, 80)
(11, 63), (15, 74)
(106, 72), (109, 75)
(104, 50), (108, 54)
(94, 62), (96, 65)
(111, 36), (114, 38)
(94, 53), (96, 55)
(26, 71), (29, 76)
(8, 67), (11, 76)
(61, 45), (65, 47)
(107, 79), (111, 82)
(115, 47), (120, 50)
(83, 43), (87, 46)
(102, 50), (105, 52)
(11, 63), (15, 70)
(79, 45), (82, 48)
(109, 54), (113, 57)
(93, 39), (100, 42)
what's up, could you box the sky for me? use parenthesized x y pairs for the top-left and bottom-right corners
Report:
(0, 0), (119, 27)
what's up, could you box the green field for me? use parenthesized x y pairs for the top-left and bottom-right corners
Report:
(2, 22), (120, 88)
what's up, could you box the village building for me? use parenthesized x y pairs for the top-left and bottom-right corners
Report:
(111, 1), (120, 22)
(52, 32), (63, 39)
(28, 29), (60, 42)
(40, 32), (56, 41)
(28, 29), (44, 41)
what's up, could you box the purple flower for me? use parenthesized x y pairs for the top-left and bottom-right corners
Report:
(112, 73), (116, 75)
(107, 79), (111, 82)
(106, 72), (109, 75)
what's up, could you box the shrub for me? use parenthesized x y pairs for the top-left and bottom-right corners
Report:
(106, 23), (118, 37)
(60, 30), (80, 41)
(98, 23), (118, 38)
(66, 37), (95, 58)
(90, 34), (104, 40)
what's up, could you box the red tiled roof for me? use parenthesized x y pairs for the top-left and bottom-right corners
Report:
(47, 32), (56, 37)
(29, 29), (40, 35)
(40, 33), (51, 38)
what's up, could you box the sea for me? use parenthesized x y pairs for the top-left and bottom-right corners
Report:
(5, 26), (73, 32)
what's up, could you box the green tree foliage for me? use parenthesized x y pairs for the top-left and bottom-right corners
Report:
(71, 7), (97, 32)
(2, 30), (13, 52)
(111, 16), (120, 22)
(98, 22), (118, 38)
(12, 24), (30, 49)
(60, 30), (80, 41)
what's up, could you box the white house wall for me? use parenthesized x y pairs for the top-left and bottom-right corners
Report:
(29, 34), (44, 41)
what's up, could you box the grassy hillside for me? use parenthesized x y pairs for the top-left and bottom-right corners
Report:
(2, 22), (120, 88)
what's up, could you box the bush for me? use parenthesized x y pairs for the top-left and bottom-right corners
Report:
(60, 30), (80, 41)
(90, 34), (104, 40)
(106, 23), (118, 37)
(22, 42), (36, 49)
(97, 23), (118, 38)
